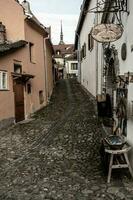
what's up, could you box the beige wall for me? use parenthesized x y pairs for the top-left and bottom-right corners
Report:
(0, 0), (25, 42)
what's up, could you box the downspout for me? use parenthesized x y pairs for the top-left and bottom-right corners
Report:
(76, 32), (81, 83)
(95, 0), (99, 96)
(43, 36), (49, 104)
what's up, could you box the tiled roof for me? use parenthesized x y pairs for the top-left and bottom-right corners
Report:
(53, 44), (74, 55)
(0, 40), (27, 56)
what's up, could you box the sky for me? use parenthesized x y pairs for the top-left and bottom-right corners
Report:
(20, 0), (83, 44)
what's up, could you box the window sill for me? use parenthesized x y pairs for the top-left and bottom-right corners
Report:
(0, 89), (9, 91)
(30, 61), (36, 64)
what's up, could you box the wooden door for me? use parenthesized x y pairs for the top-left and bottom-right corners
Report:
(14, 81), (25, 123)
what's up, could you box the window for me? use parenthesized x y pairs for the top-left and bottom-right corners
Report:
(14, 64), (22, 73)
(84, 43), (86, 57)
(56, 50), (61, 55)
(88, 33), (94, 51)
(39, 90), (44, 104)
(27, 83), (31, 94)
(81, 43), (86, 60)
(29, 42), (35, 63)
(71, 63), (78, 70)
(0, 71), (8, 90)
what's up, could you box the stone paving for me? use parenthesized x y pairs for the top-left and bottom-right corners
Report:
(0, 79), (133, 200)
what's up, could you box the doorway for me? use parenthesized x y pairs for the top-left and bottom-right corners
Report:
(14, 80), (25, 123)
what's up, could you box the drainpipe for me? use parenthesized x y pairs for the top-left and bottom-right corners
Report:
(75, 32), (81, 83)
(95, 0), (99, 96)
(43, 36), (49, 104)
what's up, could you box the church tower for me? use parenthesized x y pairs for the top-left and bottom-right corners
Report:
(59, 21), (65, 45)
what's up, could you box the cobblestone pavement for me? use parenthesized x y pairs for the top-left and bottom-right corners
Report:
(0, 79), (133, 200)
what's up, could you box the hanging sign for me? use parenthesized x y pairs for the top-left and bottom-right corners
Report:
(91, 24), (123, 43)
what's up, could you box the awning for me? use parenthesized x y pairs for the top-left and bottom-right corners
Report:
(12, 72), (34, 83)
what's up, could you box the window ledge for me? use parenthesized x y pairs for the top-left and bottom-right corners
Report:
(0, 89), (9, 91)
(30, 61), (36, 64)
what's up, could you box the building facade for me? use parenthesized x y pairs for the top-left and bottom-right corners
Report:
(99, 0), (133, 166)
(75, 0), (133, 167)
(65, 53), (78, 78)
(0, 0), (54, 128)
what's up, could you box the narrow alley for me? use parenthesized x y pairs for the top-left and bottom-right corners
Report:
(0, 79), (133, 200)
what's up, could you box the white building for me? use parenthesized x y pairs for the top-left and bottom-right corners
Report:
(100, 0), (133, 166)
(75, 0), (133, 167)
(65, 53), (78, 78)
(75, 0), (102, 97)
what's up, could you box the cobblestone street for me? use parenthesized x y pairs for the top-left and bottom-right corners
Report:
(0, 79), (133, 200)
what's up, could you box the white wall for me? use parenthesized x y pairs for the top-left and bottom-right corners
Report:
(79, 0), (97, 97)
(55, 58), (64, 66)
(66, 60), (78, 76)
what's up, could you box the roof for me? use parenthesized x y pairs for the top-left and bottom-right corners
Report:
(12, 72), (34, 83)
(65, 52), (77, 61)
(0, 40), (27, 56)
(53, 44), (74, 55)
(21, 1), (48, 36)
(26, 17), (48, 36)
(75, 0), (91, 49)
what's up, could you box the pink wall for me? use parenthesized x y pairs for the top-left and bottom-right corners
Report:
(0, 0), (25, 42)
(0, 57), (15, 120)
(24, 21), (47, 117)
(0, 0), (54, 123)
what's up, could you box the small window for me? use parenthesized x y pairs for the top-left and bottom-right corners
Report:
(84, 43), (86, 57)
(27, 83), (31, 94)
(88, 33), (94, 51)
(29, 42), (35, 63)
(56, 50), (61, 55)
(81, 49), (83, 61)
(39, 90), (44, 104)
(71, 63), (78, 70)
(82, 46), (84, 59)
(0, 71), (8, 90)
(14, 64), (22, 73)
(81, 43), (86, 59)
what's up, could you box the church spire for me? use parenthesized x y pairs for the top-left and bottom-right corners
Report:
(59, 20), (65, 45)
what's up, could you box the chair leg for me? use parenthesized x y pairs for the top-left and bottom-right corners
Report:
(107, 154), (114, 183)
(124, 153), (133, 178)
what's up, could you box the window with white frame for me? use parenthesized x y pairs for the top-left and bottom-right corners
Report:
(71, 63), (78, 70)
(0, 71), (8, 90)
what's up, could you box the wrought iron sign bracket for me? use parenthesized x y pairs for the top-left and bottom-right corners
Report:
(83, 0), (129, 15)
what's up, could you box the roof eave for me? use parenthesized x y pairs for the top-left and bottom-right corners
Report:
(0, 40), (27, 57)
(75, 0), (91, 49)
(25, 17), (48, 37)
